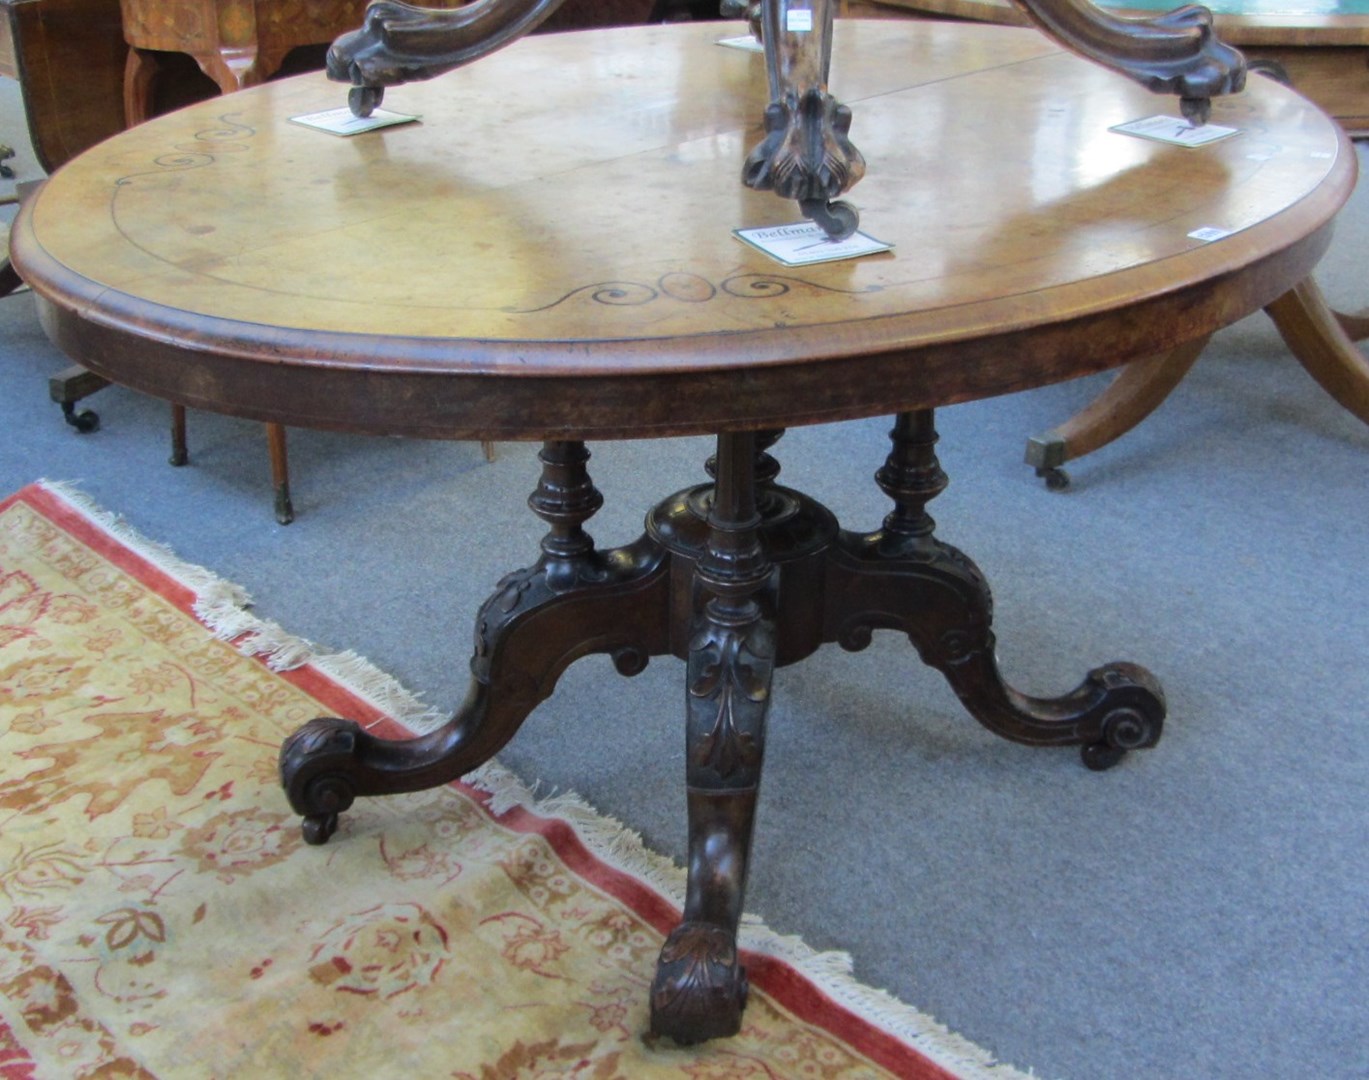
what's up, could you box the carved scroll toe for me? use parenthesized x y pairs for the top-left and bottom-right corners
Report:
(1077, 662), (1166, 770)
(649, 922), (749, 1044)
(279, 717), (364, 844)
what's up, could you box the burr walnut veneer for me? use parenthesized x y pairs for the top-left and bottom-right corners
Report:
(11, 20), (1355, 1045)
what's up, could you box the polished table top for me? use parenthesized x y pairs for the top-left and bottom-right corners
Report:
(13, 20), (1356, 439)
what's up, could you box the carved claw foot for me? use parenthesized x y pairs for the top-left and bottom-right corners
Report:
(649, 922), (749, 1044)
(744, 91), (866, 238)
(279, 717), (362, 844)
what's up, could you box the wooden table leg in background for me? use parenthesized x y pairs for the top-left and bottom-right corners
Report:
(1266, 277), (1369, 424)
(1026, 276), (1369, 488)
(1025, 336), (1210, 489)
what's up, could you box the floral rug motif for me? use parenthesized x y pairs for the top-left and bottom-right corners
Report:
(0, 482), (1028, 1079)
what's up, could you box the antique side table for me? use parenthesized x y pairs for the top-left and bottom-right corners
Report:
(11, 20), (1355, 1044)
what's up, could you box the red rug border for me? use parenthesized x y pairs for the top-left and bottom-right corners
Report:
(7, 482), (960, 1080)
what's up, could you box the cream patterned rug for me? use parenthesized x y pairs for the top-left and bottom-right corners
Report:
(0, 482), (1030, 1079)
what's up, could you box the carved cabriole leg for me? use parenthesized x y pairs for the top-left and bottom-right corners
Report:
(650, 431), (775, 1044)
(741, 0), (865, 239)
(279, 440), (670, 844)
(825, 411), (1166, 771)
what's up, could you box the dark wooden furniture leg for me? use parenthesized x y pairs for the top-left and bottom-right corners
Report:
(650, 431), (773, 1043)
(280, 439), (674, 844)
(832, 412), (1165, 770)
(280, 416), (1164, 1041)
(169, 403), (188, 465)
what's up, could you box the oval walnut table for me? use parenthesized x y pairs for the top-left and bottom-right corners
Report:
(11, 19), (1356, 1045)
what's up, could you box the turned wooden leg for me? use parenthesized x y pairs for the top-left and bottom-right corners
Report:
(1265, 277), (1369, 426)
(280, 440), (671, 844)
(266, 423), (294, 525)
(830, 411), (1165, 770)
(651, 431), (773, 1044)
(169, 404), (189, 465)
(1024, 336), (1209, 488)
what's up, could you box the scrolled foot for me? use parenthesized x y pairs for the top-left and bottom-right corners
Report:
(743, 90), (865, 220)
(279, 717), (362, 843)
(1076, 663), (1165, 769)
(649, 922), (749, 1045)
(326, 0), (570, 90)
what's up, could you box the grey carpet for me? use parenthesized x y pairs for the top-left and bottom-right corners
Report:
(3, 74), (1366, 1080)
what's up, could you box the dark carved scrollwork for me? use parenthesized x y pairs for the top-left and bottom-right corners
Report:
(324, 0), (1243, 231)
(279, 441), (671, 846)
(689, 622), (772, 782)
(279, 717), (362, 844)
(740, 0), (866, 240)
(826, 411), (1166, 770)
(328, 0), (570, 91)
(282, 416), (1171, 1044)
(1007, 0), (1245, 125)
(650, 432), (774, 1045)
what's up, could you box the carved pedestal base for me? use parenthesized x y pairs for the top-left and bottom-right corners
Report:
(279, 411), (1165, 1043)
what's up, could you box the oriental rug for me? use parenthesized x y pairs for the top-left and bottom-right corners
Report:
(0, 482), (1029, 1079)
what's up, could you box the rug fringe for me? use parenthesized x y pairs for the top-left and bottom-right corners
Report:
(37, 480), (1038, 1080)
(464, 757), (1039, 1080)
(37, 480), (449, 733)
